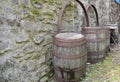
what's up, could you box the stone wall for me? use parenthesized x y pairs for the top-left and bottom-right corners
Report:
(110, 0), (120, 33)
(110, 0), (119, 23)
(79, 0), (119, 26)
(0, 0), (119, 82)
(79, 0), (111, 26)
(0, 0), (79, 82)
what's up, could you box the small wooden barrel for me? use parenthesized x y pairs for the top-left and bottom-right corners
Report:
(83, 4), (107, 63)
(52, 0), (89, 81)
(83, 27), (107, 63)
(53, 33), (87, 82)
(103, 26), (110, 55)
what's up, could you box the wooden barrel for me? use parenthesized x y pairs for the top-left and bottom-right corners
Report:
(83, 4), (107, 63)
(102, 26), (110, 55)
(53, 33), (87, 82)
(52, 0), (88, 81)
(83, 27), (107, 63)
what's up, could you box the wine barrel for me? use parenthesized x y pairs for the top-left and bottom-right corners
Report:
(52, 0), (88, 82)
(53, 33), (87, 82)
(102, 26), (110, 55)
(83, 4), (107, 63)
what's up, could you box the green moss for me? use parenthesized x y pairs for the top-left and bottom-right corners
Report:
(31, 8), (40, 15)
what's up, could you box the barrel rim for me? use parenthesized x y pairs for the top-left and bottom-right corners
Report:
(83, 30), (107, 34)
(83, 27), (106, 30)
(54, 33), (86, 42)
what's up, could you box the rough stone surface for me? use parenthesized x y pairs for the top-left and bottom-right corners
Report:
(0, 41), (9, 53)
(33, 34), (44, 44)
(0, 0), (118, 82)
(110, 0), (119, 23)
(79, 0), (111, 26)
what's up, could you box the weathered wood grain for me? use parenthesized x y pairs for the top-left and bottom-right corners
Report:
(83, 27), (107, 63)
(52, 33), (87, 82)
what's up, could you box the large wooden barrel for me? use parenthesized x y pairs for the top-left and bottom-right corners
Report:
(83, 4), (107, 63)
(52, 0), (88, 81)
(53, 33), (87, 82)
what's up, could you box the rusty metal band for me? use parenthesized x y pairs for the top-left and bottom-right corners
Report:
(54, 38), (86, 47)
(82, 4), (100, 32)
(57, 0), (89, 33)
(88, 57), (105, 60)
(83, 30), (110, 34)
(83, 27), (103, 30)
(54, 64), (86, 72)
(87, 50), (106, 57)
(54, 64), (86, 82)
(87, 57), (105, 64)
(87, 56), (105, 61)
(76, 0), (89, 27)
(54, 63), (86, 72)
(86, 38), (107, 42)
(54, 36), (85, 42)
(57, 0), (70, 33)
(83, 27), (110, 31)
(52, 51), (87, 59)
(88, 56), (105, 63)
(83, 30), (106, 34)
(86, 4), (99, 26)
(55, 76), (80, 82)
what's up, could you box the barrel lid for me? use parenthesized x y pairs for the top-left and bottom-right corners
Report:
(55, 33), (84, 40)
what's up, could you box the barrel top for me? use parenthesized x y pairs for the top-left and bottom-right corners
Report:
(55, 33), (84, 40)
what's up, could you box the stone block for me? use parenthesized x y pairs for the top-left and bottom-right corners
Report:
(32, 1), (43, 9)
(16, 30), (29, 43)
(12, 0), (19, 5)
(39, 77), (48, 82)
(23, 43), (34, 54)
(0, 41), (9, 54)
(33, 34), (44, 44)
(21, 0), (31, 7)
(38, 55), (45, 64)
